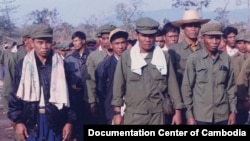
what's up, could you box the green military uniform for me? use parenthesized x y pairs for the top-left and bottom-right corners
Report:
(237, 58), (250, 101)
(112, 17), (183, 125)
(86, 24), (116, 104)
(2, 48), (26, 113)
(232, 54), (248, 82)
(168, 40), (203, 86)
(232, 32), (248, 83)
(1, 27), (31, 113)
(181, 23), (237, 123)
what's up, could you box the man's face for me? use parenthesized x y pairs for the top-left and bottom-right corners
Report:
(164, 31), (179, 47)
(236, 41), (246, 54)
(202, 35), (221, 53)
(32, 38), (53, 58)
(225, 33), (237, 48)
(155, 35), (165, 48)
(100, 33), (110, 49)
(137, 33), (155, 53)
(182, 22), (201, 40)
(72, 37), (84, 50)
(111, 37), (127, 57)
(86, 43), (96, 51)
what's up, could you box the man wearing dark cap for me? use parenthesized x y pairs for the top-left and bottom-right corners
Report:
(86, 23), (116, 121)
(2, 25), (34, 114)
(64, 31), (91, 141)
(95, 28), (128, 124)
(112, 17), (183, 125)
(8, 24), (76, 141)
(85, 36), (97, 51)
(181, 23), (237, 125)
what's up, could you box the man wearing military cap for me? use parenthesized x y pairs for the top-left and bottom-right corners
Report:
(112, 17), (183, 125)
(181, 23), (237, 125)
(8, 24), (76, 141)
(86, 23), (116, 122)
(85, 36), (97, 51)
(236, 33), (250, 124)
(1, 25), (34, 115)
(54, 43), (71, 59)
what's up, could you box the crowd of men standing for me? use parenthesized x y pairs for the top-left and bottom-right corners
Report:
(0, 9), (249, 140)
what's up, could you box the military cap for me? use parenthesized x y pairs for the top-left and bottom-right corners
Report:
(62, 43), (70, 51)
(30, 24), (53, 39)
(236, 32), (246, 41)
(96, 24), (117, 37)
(135, 17), (159, 35)
(200, 23), (223, 35)
(86, 36), (97, 44)
(109, 28), (128, 42)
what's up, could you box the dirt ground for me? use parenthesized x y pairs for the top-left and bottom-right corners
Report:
(0, 84), (16, 141)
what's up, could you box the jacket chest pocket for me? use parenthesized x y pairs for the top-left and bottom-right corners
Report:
(217, 70), (228, 84)
(196, 68), (208, 83)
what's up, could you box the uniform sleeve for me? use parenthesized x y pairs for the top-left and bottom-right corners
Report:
(237, 59), (250, 101)
(7, 60), (24, 123)
(226, 57), (237, 113)
(112, 54), (126, 106)
(2, 55), (15, 113)
(86, 54), (97, 104)
(166, 53), (184, 110)
(181, 55), (196, 119)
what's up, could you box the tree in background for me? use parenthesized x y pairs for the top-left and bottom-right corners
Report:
(115, 0), (143, 37)
(172, 0), (211, 17)
(26, 8), (60, 26)
(214, 0), (230, 26)
(0, 0), (18, 37)
(53, 22), (74, 42)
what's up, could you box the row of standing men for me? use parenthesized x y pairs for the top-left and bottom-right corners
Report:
(2, 9), (250, 141)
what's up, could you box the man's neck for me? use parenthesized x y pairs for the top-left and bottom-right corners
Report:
(185, 37), (198, 46)
(78, 46), (85, 56)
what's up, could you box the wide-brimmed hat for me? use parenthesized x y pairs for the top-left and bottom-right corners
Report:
(172, 10), (210, 27)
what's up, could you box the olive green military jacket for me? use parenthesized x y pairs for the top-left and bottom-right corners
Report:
(111, 49), (184, 114)
(232, 54), (248, 83)
(168, 41), (203, 86)
(2, 47), (26, 112)
(86, 47), (108, 103)
(181, 48), (237, 122)
(237, 57), (250, 101)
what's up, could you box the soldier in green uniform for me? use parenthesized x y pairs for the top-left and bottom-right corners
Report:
(112, 17), (184, 125)
(236, 33), (250, 124)
(86, 24), (116, 121)
(1, 26), (33, 114)
(169, 9), (210, 86)
(181, 23), (237, 125)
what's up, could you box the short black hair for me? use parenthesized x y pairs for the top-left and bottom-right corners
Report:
(162, 22), (180, 35)
(71, 31), (86, 40)
(222, 26), (238, 39)
(155, 29), (164, 37)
